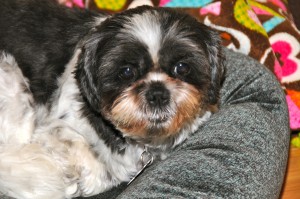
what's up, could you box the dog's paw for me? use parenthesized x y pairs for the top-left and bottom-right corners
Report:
(78, 161), (109, 197)
(61, 169), (81, 198)
(65, 183), (80, 198)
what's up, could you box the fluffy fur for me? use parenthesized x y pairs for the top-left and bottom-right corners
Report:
(0, 0), (224, 198)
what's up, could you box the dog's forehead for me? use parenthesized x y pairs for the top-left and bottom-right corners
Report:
(117, 9), (204, 65)
(122, 10), (162, 63)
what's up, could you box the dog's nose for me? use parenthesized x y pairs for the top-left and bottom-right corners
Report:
(146, 83), (170, 107)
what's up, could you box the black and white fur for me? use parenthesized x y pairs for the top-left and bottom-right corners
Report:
(0, 0), (224, 198)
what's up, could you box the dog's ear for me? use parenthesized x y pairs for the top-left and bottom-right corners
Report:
(75, 16), (120, 113)
(75, 31), (103, 112)
(204, 28), (225, 105)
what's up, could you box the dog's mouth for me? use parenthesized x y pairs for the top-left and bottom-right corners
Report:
(148, 115), (169, 124)
(143, 105), (176, 126)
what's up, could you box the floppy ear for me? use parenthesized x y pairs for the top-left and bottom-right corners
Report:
(204, 28), (225, 105)
(75, 32), (103, 112)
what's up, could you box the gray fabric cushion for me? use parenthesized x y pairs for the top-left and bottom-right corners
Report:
(86, 48), (290, 199)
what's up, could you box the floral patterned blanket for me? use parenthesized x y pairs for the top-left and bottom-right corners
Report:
(58, 0), (300, 131)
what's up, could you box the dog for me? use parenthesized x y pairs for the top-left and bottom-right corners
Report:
(0, 0), (224, 198)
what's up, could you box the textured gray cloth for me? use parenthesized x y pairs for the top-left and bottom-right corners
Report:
(86, 48), (290, 199)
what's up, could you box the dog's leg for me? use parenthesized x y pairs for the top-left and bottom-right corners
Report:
(34, 123), (116, 197)
(0, 52), (35, 144)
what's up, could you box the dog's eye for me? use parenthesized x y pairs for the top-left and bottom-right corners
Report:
(173, 62), (191, 76)
(119, 66), (136, 80)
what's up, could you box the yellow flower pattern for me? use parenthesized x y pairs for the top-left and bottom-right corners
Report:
(94, 0), (126, 11)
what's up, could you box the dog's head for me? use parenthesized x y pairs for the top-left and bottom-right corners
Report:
(76, 6), (224, 147)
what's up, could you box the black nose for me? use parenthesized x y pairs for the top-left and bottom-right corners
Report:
(146, 82), (170, 107)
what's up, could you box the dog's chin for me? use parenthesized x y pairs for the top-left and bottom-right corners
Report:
(148, 116), (169, 124)
(112, 111), (201, 148)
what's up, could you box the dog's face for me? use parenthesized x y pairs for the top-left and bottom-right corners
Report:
(76, 6), (224, 146)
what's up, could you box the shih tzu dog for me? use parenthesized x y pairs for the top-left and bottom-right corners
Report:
(0, 0), (224, 198)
